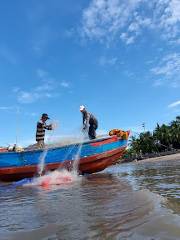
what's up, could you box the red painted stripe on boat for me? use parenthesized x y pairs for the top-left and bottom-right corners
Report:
(79, 151), (123, 173)
(90, 136), (118, 146)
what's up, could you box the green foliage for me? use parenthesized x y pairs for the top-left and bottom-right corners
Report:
(129, 116), (180, 154)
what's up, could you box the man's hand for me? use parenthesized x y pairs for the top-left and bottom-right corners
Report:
(47, 124), (53, 130)
(82, 125), (87, 131)
(51, 121), (59, 130)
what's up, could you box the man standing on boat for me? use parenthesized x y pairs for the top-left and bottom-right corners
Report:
(80, 105), (98, 140)
(36, 113), (53, 148)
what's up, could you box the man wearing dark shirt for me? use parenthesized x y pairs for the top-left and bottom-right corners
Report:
(80, 105), (98, 140)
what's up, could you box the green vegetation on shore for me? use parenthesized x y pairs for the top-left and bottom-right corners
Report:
(125, 116), (180, 160)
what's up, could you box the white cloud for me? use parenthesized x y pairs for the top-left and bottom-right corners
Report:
(168, 100), (180, 108)
(60, 81), (70, 88)
(81, 0), (180, 45)
(151, 53), (180, 76)
(0, 106), (13, 111)
(0, 106), (24, 115)
(17, 91), (51, 104)
(14, 69), (72, 104)
(81, 0), (141, 44)
(35, 80), (55, 92)
(14, 69), (57, 104)
(37, 68), (48, 79)
(16, 80), (56, 104)
(152, 79), (163, 87)
(120, 33), (135, 45)
(98, 56), (118, 66)
(151, 53), (180, 88)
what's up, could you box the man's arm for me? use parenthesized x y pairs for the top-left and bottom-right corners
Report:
(44, 123), (53, 130)
(83, 112), (90, 129)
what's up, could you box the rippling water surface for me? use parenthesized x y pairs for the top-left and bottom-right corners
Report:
(0, 159), (180, 240)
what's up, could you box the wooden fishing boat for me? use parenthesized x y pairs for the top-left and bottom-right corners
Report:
(0, 133), (129, 182)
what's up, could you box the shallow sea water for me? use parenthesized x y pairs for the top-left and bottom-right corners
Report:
(0, 159), (180, 240)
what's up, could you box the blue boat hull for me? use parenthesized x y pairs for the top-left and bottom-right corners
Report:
(0, 136), (128, 181)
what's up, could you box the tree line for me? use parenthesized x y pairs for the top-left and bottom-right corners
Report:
(126, 116), (180, 159)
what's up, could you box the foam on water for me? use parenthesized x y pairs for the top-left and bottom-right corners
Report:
(24, 169), (79, 188)
(23, 134), (85, 189)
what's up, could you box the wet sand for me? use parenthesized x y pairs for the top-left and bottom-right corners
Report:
(134, 152), (180, 164)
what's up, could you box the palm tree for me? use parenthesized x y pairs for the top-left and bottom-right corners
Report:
(170, 116), (180, 149)
(128, 116), (180, 158)
(153, 124), (172, 150)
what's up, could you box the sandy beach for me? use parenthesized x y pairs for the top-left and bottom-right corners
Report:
(134, 152), (180, 164)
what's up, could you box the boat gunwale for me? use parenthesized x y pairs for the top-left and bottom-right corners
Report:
(0, 135), (120, 156)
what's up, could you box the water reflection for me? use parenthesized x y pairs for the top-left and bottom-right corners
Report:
(108, 159), (180, 214)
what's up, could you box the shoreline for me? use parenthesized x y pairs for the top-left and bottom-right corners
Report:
(132, 152), (180, 164)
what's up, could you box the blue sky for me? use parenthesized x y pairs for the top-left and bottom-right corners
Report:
(0, 0), (180, 146)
